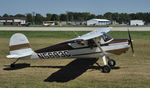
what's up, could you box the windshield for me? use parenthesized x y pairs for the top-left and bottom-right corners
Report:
(102, 33), (113, 42)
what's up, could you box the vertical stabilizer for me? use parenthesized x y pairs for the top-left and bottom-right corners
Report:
(7, 33), (33, 59)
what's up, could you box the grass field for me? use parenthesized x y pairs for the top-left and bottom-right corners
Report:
(0, 31), (150, 88)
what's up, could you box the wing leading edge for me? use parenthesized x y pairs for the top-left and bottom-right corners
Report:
(73, 27), (112, 40)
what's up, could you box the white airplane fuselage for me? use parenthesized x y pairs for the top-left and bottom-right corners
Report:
(29, 39), (130, 59)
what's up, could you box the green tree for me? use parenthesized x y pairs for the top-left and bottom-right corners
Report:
(67, 12), (74, 21)
(46, 13), (52, 21)
(35, 13), (44, 24)
(104, 12), (113, 20)
(60, 14), (67, 21)
(111, 13), (119, 22)
(88, 14), (96, 19)
(118, 13), (130, 24)
(145, 13), (150, 23)
(26, 13), (33, 23)
(51, 14), (59, 21)
(3, 13), (9, 17)
(9, 15), (14, 17)
(80, 12), (91, 21)
(15, 14), (25, 17)
(96, 15), (104, 19)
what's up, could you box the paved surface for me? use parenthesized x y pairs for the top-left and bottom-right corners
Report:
(0, 27), (150, 31)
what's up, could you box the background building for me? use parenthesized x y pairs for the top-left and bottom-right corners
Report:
(87, 19), (111, 26)
(0, 17), (26, 26)
(130, 20), (144, 26)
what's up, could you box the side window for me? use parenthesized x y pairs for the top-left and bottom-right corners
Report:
(103, 33), (112, 42)
(100, 34), (112, 44)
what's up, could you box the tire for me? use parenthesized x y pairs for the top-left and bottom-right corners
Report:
(102, 65), (111, 73)
(108, 59), (116, 67)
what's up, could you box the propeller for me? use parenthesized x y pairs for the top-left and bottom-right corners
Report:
(128, 29), (135, 56)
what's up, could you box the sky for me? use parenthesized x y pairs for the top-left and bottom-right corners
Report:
(0, 0), (150, 16)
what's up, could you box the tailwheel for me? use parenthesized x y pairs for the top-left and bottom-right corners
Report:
(102, 65), (111, 73)
(108, 59), (116, 67)
(10, 58), (20, 68)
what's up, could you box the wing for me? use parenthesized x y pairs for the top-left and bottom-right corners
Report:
(73, 27), (112, 41)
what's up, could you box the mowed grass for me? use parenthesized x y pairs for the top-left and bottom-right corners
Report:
(0, 31), (150, 88)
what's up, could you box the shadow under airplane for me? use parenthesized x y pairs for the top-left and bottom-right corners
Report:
(3, 63), (30, 70)
(43, 58), (120, 82)
(3, 58), (120, 82)
(44, 58), (99, 82)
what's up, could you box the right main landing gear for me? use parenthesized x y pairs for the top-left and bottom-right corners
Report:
(96, 56), (111, 73)
(101, 58), (116, 73)
(95, 63), (111, 73)
(102, 65), (111, 73)
(102, 56), (111, 73)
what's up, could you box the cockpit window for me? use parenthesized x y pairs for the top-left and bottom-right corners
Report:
(102, 33), (112, 42)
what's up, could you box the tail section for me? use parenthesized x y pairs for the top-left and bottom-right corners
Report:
(7, 33), (34, 59)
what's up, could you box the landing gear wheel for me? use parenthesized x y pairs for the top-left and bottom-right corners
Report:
(108, 59), (116, 67)
(10, 64), (15, 68)
(102, 65), (111, 73)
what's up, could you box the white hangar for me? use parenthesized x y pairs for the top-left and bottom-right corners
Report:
(130, 20), (144, 26)
(87, 19), (111, 26)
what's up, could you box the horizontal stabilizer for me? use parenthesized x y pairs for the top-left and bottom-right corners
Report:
(7, 51), (33, 59)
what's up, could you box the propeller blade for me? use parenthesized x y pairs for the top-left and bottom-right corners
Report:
(128, 29), (131, 40)
(128, 29), (135, 56)
(130, 40), (134, 55)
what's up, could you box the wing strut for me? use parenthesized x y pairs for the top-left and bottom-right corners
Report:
(93, 38), (105, 55)
(93, 38), (108, 66)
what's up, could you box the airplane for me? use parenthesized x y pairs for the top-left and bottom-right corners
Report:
(6, 27), (134, 73)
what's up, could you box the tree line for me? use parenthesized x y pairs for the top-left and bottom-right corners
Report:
(1, 12), (150, 25)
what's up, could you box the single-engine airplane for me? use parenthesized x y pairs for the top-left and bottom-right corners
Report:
(6, 27), (134, 73)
